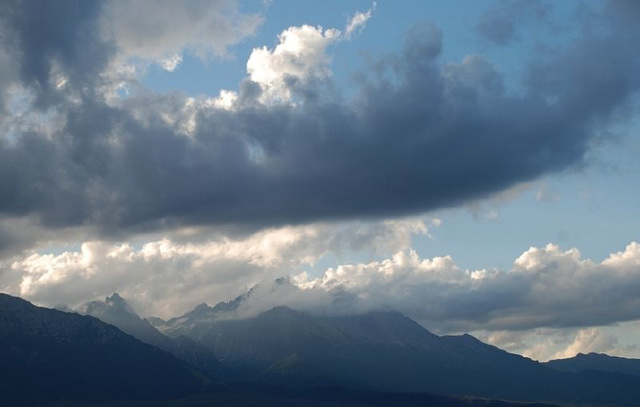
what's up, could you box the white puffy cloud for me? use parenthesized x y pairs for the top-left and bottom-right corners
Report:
(246, 25), (340, 103)
(166, 9), (375, 113)
(1, 217), (432, 318)
(297, 242), (640, 332)
(602, 241), (640, 268)
(5, 233), (640, 342)
(245, 3), (375, 104)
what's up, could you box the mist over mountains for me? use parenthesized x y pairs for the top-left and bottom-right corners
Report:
(80, 293), (224, 377)
(3, 290), (640, 405)
(72, 290), (640, 406)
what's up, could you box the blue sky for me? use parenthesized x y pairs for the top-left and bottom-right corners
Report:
(0, 0), (639, 361)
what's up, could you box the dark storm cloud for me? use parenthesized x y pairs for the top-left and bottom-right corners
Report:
(0, 1), (639, 238)
(1, 0), (113, 107)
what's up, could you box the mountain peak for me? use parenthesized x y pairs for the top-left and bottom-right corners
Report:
(184, 302), (215, 319)
(211, 293), (246, 313)
(194, 302), (211, 311)
(83, 293), (136, 318)
(106, 292), (125, 304)
(262, 305), (301, 317)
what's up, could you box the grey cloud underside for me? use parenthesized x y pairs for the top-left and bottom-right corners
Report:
(1, 1), (639, 236)
(1, 0), (113, 108)
(477, 0), (552, 45)
(408, 269), (640, 332)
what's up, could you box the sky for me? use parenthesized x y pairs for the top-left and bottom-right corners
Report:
(0, 0), (639, 362)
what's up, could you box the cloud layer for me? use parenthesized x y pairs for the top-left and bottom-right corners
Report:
(3, 211), (639, 339)
(302, 242), (640, 332)
(0, 1), (638, 252)
(1, 217), (433, 317)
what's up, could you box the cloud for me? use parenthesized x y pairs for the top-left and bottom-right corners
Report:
(1, 217), (432, 317)
(477, 0), (552, 45)
(551, 328), (618, 360)
(0, 0), (113, 107)
(474, 324), (635, 362)
(246, 24), (340, 103)
(298, 242), (640, 332)
(243, 5), (375, 105)
(0, 1), (639, 248)
(344, 3), (375, 39)
(158, 54), (183, 72)
(0, 0), (261, 109)
(100, 0), (262, 64)
(5, 230), (640, 337)
(2, 2), (638, 361)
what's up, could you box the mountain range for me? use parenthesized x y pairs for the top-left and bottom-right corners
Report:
(3, 291), (640, 406)
(151, 301), (640, 405)
(81, 293), (223, 377)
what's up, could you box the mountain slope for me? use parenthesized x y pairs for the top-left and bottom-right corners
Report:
(83, 293), (174, 350)
(166, 304), (640, 405)
(0, 294), (204, 404)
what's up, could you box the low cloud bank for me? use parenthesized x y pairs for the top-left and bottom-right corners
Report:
(3, 222), (639, 335)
